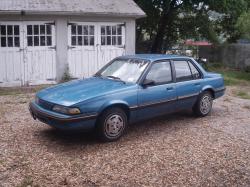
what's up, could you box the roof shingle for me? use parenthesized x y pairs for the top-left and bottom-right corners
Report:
(0, 0), (145, 18)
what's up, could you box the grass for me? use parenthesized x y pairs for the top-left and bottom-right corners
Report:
(237, 91), (250, 100)
(17, 176), (37, 187)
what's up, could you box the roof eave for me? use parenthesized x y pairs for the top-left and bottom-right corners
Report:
(0, 10), (146, 19)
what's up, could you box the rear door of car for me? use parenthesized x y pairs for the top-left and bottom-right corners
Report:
(172, 59), (202, 109)
(137, 60), (177, 120)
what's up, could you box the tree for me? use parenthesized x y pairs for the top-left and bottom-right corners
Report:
(135, 0), (249, 53)
(236, 11), (250, 40)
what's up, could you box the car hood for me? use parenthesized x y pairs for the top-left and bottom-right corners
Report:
(37, 77), (136, 106)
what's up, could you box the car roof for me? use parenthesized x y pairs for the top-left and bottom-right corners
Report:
(118, 54), (193, 62)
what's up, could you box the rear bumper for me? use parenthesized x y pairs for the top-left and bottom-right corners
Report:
(29, 102), (97, 131)
(214, 87), (226, 99)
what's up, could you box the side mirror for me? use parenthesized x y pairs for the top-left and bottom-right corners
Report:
(142, 79), (155, 87)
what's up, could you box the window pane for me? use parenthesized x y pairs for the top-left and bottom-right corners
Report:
(188, 62), (201, 79)
(14, 37), (20, 47)
(89, 36), (94, 46)
(112, 26), (116, 35)
(40, 25), (45, 35)
(47, 36), (52, 46)
(83, 26), (88, 35)
(106, 26), (111, 35)
(146, 61), (172, 84)
(78, 36), (82, 45)
(175, 61), (193, 82)
(117, 26), (122, 35)
(1, 37), (6, 47)
(34, 36), (39, 46)
(71, 36), (76, 46)
(14, 25), (19, 35)
(46, 25), (51, 35)
(71, 26), (76, 35)
(40, 36), (46, 46)
(8, 37), (13, 47)
(112, 36), (116, 45)
(34, 25), (39, 35)
(7, 26), (13, 35)
(101, 26), (105, 35)
(101, 36), (105, 45)
(1, 26), (6, 35)
(27, 36), (33, 46)
(78, 26), (82, 35)
(84, 36), (88, 45)
(27, 25), (32, 35)
(107, 36), (111, 45)
(89, 26), (94, 35)
(117, 36), (122, 45)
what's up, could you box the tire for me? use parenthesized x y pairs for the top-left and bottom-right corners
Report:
(193, 91), (213, 117)
(96, 107), (128, 142)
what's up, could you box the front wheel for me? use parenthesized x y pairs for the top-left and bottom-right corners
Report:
(96, 107), (128, 142)
(193, 91), (213, 117)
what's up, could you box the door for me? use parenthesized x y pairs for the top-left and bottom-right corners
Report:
(68, 22), (98, 78)
(99, 23), (125, 68)
(137, 61), (177, 120)
(173, 60), (202, 109)
(24, 22), (56, 85)
(0, 22), (23, 86)
(68, 22), (125, 79)
(0, 21), (56, 87)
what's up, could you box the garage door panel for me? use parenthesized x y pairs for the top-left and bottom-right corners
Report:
(68, 22), (125, 79)
(25, 49), (56, 85)
(24, 22), (56, 85)
(0, 23), (23, 86)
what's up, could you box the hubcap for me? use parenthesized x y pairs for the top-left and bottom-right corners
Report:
(200, 95), (212, 115)
(104, 114), (124, 137)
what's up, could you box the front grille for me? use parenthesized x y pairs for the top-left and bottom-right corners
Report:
(37, 98), (54, 110)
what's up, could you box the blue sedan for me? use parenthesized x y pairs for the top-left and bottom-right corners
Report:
(29, 55), (225, 141)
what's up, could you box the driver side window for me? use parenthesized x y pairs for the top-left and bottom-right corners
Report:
(146, 61), (172, 85)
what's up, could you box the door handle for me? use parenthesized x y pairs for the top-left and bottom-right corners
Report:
(166, 87), (174, 91)
(48, 46), (56, 50)
(67, 46), (76, 50)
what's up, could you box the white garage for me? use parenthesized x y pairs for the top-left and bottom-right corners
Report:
(0, 0), (145, 87)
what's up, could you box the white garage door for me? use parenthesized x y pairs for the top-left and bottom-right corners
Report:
(68, 22), (125, 79)
(0, 21), (56, 87)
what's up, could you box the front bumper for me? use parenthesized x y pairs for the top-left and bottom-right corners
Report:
(29, 102), (97, 131)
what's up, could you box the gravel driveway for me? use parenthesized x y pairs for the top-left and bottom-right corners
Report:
(0, 87), (250, 187)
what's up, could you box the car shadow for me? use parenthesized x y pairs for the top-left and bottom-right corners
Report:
(37, 109), (196, 148)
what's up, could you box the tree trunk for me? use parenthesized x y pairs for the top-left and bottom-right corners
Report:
(151, 16), (169, 53)
(151, 0), (177, 53)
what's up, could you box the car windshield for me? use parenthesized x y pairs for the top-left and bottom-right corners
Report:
(97, 59), (149, 83)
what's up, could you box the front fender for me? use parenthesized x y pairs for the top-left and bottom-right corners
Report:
(98, 100), (130, 113)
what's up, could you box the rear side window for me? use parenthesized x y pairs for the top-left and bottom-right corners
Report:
(146, 61), (172, 84)
(188, 62), (201, 79)
(174, 61), (193, 82)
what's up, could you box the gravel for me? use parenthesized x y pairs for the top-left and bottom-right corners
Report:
(0, 88), (250, 187)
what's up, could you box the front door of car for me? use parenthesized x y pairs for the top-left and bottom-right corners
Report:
(173, 60), (202, 109)
(137, 60), (177, 120)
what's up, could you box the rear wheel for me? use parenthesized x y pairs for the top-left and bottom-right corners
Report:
(96, 107), (128, 142)
(193, 91), (213, 117)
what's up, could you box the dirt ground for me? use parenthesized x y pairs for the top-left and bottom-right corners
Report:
(0, 87), (250, 187)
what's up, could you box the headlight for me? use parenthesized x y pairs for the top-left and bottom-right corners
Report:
(52, 105), (81, 115)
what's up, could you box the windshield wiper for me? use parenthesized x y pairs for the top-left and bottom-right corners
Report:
(106, 76), (126, 84)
